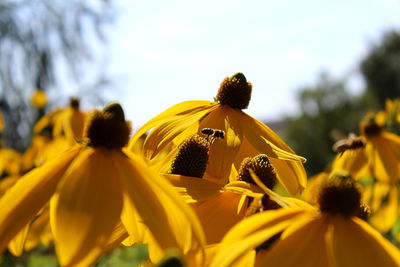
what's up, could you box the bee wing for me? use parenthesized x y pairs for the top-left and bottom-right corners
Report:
(348, 132), (357, 139)
(332, 139), (348, 152)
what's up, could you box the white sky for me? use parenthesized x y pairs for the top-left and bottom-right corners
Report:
(106, 0), (400, 130)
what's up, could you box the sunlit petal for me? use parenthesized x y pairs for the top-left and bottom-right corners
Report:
(143, 105), (217, 159)
(240, 113), (307, 194)
(51, 148), (124, 267)
(258, 215), (332, 267)
(331, 216), (400, 267)
(128, 101), (217, 151)
(114, 153), (205, 264)
(370, 185), (398, 233)
(210, 208), (306, 267)
(200, 106), (243, 183)
(164, 174), (222, 203)
(192, 191), (246, 244)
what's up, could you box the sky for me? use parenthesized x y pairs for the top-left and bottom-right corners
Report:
(106, 0), (400, 130)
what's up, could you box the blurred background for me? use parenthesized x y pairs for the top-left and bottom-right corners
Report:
(1, 0), (400, 177)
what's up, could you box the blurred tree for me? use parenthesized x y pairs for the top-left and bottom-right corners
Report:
(282, 72), (368, 176)
(0, 0), (113, 151)
(361, 30), (400, 108)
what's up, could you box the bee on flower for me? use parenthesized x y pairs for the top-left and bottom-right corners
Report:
(129, 73), (307, 195)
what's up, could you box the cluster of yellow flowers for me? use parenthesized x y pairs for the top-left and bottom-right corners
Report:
(0, 74), (399, 267)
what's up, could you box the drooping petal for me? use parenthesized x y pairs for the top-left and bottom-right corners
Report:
(50, 148), (124, 267)
(370, 185), (398, 233)
(332, 148), (370, 179)
(249, 170), (315, 210)
(368, 136), (399, 183)
(0, 146), (81, 252)
(331, 216), (400, 267)
(164, 174), (222, 203)
(199, 105), (244, 183)
(8, 224), (30, 256)
(191, 191), (247, 244)
(143, 104), (217, 159)
(223, 181), (264, 198)
(25, 207), (52, 251)
(210, 208), (307, 267)
(239, 113), (307, 194)
(128, 101), (217, 152)
(269, 157), (307, 196)
(258, 214), (332, 267)
(113, 152), (206, 264)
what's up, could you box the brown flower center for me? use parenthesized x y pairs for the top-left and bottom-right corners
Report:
(238, 154), (277, 189)
(215, 72), (252, 110)
(86, 103), (131, 149)
(318, 175), (361, 217)
(360, 118), (383, 137)
(169, 128), (225, 178)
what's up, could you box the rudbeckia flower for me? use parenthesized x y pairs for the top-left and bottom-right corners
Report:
(0, 103), (205, 267)
(210, 176), (400, 267)
(52, 97), (88, 146)
(331, 117), (400, 233)
(163, 132), (307, 246)
(375, 98), (400, 133)
(129, 73), (307, 195)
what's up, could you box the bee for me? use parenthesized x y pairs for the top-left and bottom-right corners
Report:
(213, 129), (225, 139)
(200, 128), (225, 143)
(201, 128), (214, 136)
(332, 133), (366, 155)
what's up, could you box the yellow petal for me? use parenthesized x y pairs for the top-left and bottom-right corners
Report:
(191, 191), (246, 244)
(113, 153), (205, 264)
(50, 148), (124, 267)
(368, 181), (391, 212)
(240, 113), (307, 194)
(210, 208), (307, 267)
(164, 174), (222, 203)
(332, 148), (370, 179)
(199, 106), (244, 183)
(368, 136), (399, 183)
(0, 146), (81, 253)
(25, 207), (52, 251)
(331, 216), (400, 267)
(128, 101), (216, 152)
(223, 181), (264, 197)
(8, 224), (30, 256)
(258, 215), (332, 267)
(143, 104), (217, 159)
(249, 169), (312, 209)
(370, 185), (398, 233)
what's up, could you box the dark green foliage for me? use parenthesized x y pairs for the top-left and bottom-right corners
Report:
(361, 30), (400, 108)
(282, 73), (369, 176)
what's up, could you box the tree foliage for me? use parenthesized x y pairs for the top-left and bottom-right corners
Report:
(283, 73), (368, 176)
(0, 0), (113, 151)
(361, 30), (400, 108)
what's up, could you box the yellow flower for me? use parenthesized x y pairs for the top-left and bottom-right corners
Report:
(0, 147), (22, 177)
(210, 177), (400, 267)
(129, 73), (307, 195)
(30, 90), (48, 108)
(52, 97), (89, 145)
(0, 103), (205, 267)
(331, 118), (400, 233)
(163, 141), (308, 246)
